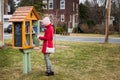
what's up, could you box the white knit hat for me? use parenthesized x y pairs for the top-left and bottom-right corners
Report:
(41, 17), (51, 26)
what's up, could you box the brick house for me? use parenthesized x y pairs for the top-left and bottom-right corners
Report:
(4, 0), (8, 14)
(42, 0), (79, 33)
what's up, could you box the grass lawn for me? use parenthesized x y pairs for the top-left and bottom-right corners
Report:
(0, 40), (120, 80)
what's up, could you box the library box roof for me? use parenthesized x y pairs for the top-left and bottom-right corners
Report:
(9, 6), (41, 22)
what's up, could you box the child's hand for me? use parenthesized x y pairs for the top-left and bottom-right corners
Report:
(37, 35), (40, 38)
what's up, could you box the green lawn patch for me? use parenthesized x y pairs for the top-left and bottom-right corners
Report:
(0, 41), (120, 80)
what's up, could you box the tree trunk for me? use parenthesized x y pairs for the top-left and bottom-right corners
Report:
(105, 0), (111, 43)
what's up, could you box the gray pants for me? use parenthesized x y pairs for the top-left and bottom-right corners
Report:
(44, 53), (53, 72)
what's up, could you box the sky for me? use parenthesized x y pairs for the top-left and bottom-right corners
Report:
(79, 0), (86, 3)
(79, 0), (105, 6)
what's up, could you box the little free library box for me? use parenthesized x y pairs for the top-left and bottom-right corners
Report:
(9, 6), (41, 49)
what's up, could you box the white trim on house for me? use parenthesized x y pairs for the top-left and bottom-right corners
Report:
(68, 14), (78, 33)
(72, 14), (75, 28)
(73, 2), (75, 11)
(76, 3), (79, 13)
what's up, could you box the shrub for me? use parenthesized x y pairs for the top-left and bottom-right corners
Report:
(55, 27), (64, 34)
(63, 23), (68, 32)
(93, 24), (105, 34)
(72, 27), (78, 33)
(55, 23), (68, 34)
(79, 24), (90, 33)
(87, 20), (96, 27)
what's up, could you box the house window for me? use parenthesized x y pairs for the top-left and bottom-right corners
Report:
(49, 0), (53, 9)
(49, 14), (53, 19)
(60, 0), (65, 9)
(43, 0), (47, 9)
(61, 15), (65, 22)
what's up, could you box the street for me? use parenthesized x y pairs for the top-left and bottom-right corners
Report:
(4, 33), (120, 44)
(4, 33), (12, 39)
(55, 35), (120, 44)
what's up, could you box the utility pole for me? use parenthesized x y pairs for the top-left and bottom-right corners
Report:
(0, 0), (4, 46)
(105, 0), (111, 43)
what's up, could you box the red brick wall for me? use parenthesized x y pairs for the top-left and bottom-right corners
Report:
(4, 0), (8, 14)
(43, 0), (79, 28)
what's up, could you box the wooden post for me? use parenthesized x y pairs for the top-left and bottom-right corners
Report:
(105, 0), (111, 43)
(20, 49), (32, 74)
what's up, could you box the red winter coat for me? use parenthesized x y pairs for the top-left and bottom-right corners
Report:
(39, 24), (54, 54)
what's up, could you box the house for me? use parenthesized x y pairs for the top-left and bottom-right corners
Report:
(4, 0), (14, 14)
(3, 15), (12, 29)
(3, 0), (16, 29)
(5, 0), (19, 14)
(42, 0), (79, 33)
(102, 16), (115, 26)
(4, 0), (8, 14)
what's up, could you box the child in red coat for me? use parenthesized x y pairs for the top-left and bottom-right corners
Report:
(38, 17), (54, 76)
